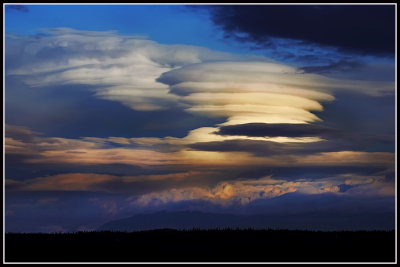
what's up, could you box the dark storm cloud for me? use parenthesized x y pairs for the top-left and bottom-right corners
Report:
(216, 123), (339, 138)
(206, 5), (395, 56)
(6, 5), (29, 13)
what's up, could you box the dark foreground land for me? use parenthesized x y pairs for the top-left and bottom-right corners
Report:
(5, 229), (395, 262)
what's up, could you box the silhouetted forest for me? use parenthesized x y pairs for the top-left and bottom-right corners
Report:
(5, 229), (395, 262)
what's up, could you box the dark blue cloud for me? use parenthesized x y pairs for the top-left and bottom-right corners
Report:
(205, 5), (395, 56)
(319, 92), (395, 137)
(188, 134), (394, 157)
(300, 60), (364, 74)
(230, 165), (388, 181)
(269, 166), (389, 181)
(216, 123), (338, 138)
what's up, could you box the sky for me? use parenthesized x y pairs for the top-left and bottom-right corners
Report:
(4, 4), (396, 233)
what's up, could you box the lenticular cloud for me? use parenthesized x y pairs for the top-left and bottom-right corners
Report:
(6, 28), (394, 127)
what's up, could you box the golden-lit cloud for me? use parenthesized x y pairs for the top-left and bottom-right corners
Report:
(159, 60), (393, 128)
(297, 151), (394, 166)
(6, 125), (393, 169)
(20, 173), (116, 191)
(6, 169), (393, 207)
(159, 61), (336, 126)
(6, 171), (208, 193)
(131, 126), (325, 148)
(5, 137), (35, 155)
(131, 176), (342, 207)
(131, 172), (394, 207)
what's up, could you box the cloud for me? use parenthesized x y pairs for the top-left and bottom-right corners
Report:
(345, 181), (395, 197)
(204, 5), (395, 56)
(5, 124), (42, 141)
(158, 61), (336, 126)
(13, 173), (117, 192)
(6, 29), (394, 172)
(216, 123), (338, 138)
(6, 123), (394, 170)
(5, 179), (25, 191)
(6, 28), (240, 111)
(131, 173), (393, 207)
(5, 137), (36, 155)
(300, 60), (364, 74)
(131, 176), (300, 207)
(156, 60), (393, 137)
(188, 139), (340, 156)
(299, 60), (396, 89)
(188, 130), (395, 160)
(7, 28), (393, 128)
(5, 28), (395, 219)
(297, 151), (394, 167)
(5, 171), (214, 194)
(89, 198), (119, 216)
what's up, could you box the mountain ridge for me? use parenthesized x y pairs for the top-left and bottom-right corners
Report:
(98, 210), (395, 232)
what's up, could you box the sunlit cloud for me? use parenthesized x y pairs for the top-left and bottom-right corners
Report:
(5, 28), (395, 225)
(7, 171), (392, 201)
(158, 60), (393, 127)
(6, 124), (394, 169)
(6, 28), (241, 111)
(158, 61), (335, 126)
(130, 171), (394, 207)
(6, 171), (209, 193)
(7, 28), (394, 132)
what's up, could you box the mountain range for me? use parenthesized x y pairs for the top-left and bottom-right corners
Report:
(98, 210), (394, 232)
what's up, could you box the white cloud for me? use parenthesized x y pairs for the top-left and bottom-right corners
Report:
(158, 60), (394, 126)
(6, 28), (241, 111)
(6, 28), (393, 130)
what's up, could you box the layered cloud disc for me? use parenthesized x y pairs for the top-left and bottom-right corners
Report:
(7, 28), (393, 131)
(158, 61), (335, 125)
